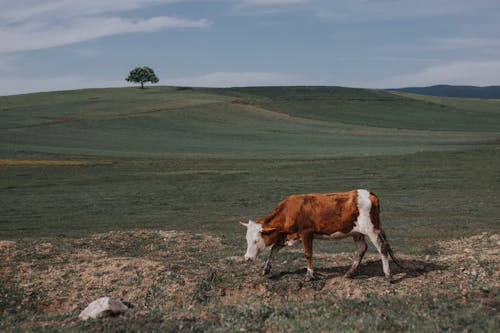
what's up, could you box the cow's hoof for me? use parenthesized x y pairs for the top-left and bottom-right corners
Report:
(304, 274), (315, 282)
(386, 275), (394, 284)
(262, 265), (271, 276)
(344, 271), (355, 279)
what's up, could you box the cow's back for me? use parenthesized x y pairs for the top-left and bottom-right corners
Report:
(262, 190), (362, 235)
(298, 191), (359, 234)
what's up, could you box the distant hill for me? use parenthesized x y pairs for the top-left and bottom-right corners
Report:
(1, 86), (499, 159)
(389, 85), (500, 99)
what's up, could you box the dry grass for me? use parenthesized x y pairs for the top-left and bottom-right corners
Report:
(0, 159), (112, 166)
(1, 230), (498, 331)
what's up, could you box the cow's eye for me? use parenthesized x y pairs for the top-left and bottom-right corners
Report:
(253, 240), (258, 244)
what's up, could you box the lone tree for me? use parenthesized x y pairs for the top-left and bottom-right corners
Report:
(126, 66), (159, 89)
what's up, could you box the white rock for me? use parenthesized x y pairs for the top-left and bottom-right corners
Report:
(79, 297), (129, 320)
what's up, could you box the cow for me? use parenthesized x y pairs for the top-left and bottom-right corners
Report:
(240, 189), (401, 282)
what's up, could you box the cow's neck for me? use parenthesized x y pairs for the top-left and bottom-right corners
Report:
(257, 218), (284, 246)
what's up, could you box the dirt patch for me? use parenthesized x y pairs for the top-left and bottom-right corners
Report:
(0, 240), (16, 249)
(1, 231), (498, 330)
(216, 233), (499, 306)
(0, 230), (225, 317)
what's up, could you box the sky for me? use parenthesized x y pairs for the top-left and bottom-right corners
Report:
(1, 0), (500, 96)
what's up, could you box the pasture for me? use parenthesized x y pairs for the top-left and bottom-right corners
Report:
(1, 86), (499, 331)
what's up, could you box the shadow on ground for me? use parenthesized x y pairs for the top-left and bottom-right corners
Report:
(268, 258), (446, 284)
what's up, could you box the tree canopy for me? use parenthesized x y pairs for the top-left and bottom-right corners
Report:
(126, 66), (159, 89)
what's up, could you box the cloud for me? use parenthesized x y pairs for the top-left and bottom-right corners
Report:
(0, 0), (181, 23)
(312, 0), (499, 21)
(0, 0), (209, 54)
(0, 16), (210, 54)
(371, 60), (500, 88)
(240, 0), (308, 5)
(235, 0), (310, 15)
(165, 71), (301, 87)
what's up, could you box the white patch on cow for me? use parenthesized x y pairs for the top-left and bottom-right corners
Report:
(243, 220), (267, 261)
(315, 232), (350, 240)
(306, 267), (315, 280)
(352, 189), (374, 235)
(353, 190), (390, 277)
(285, 238), (301, 246)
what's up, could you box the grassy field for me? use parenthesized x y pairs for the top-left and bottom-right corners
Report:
(1, 86), (498, 158)
(1, 86), (499, 331)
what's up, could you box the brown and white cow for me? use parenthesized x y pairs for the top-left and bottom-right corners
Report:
(240, 189), (401, 282)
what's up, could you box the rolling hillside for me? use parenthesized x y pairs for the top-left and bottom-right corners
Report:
(390, 85), (500, 99)
(1, 86), (499, 331)
(1, 86), (498, 159)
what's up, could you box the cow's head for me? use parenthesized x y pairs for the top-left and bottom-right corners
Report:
(240, 220), (274, 261)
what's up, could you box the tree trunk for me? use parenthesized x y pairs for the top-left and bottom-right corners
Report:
(141, 82), (144, 89)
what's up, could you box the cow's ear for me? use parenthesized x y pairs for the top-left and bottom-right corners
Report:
(261, 227), (277, 235)
(239, 221), (249, 228)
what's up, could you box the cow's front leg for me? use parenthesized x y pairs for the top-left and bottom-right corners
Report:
(263, 243), (284, 275)
(302, 232), (315, 281)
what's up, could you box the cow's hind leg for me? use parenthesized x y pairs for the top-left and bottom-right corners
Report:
(366, 230), (392, 282)
(344, 234), (367, 279)
(263, 243), (284, 275)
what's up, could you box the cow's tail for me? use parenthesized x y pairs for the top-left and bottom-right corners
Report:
(378, 229), (404, 269)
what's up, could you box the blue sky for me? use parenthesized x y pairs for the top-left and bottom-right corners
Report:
(1, 0), (500, 95)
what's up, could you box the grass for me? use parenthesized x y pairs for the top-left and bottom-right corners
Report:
(1, 86), (497, 158)
(1, 148), (498, 253)
(205, 86), (500, 131)
(73, 297), (496, 332)
(2, 229), (497, 332)
(0, 86), (499, 331)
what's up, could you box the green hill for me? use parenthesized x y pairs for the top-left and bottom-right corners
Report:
(205, 86), (500, 131)
(1, 86), (499, 159)
(390, 85), (500, 99)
